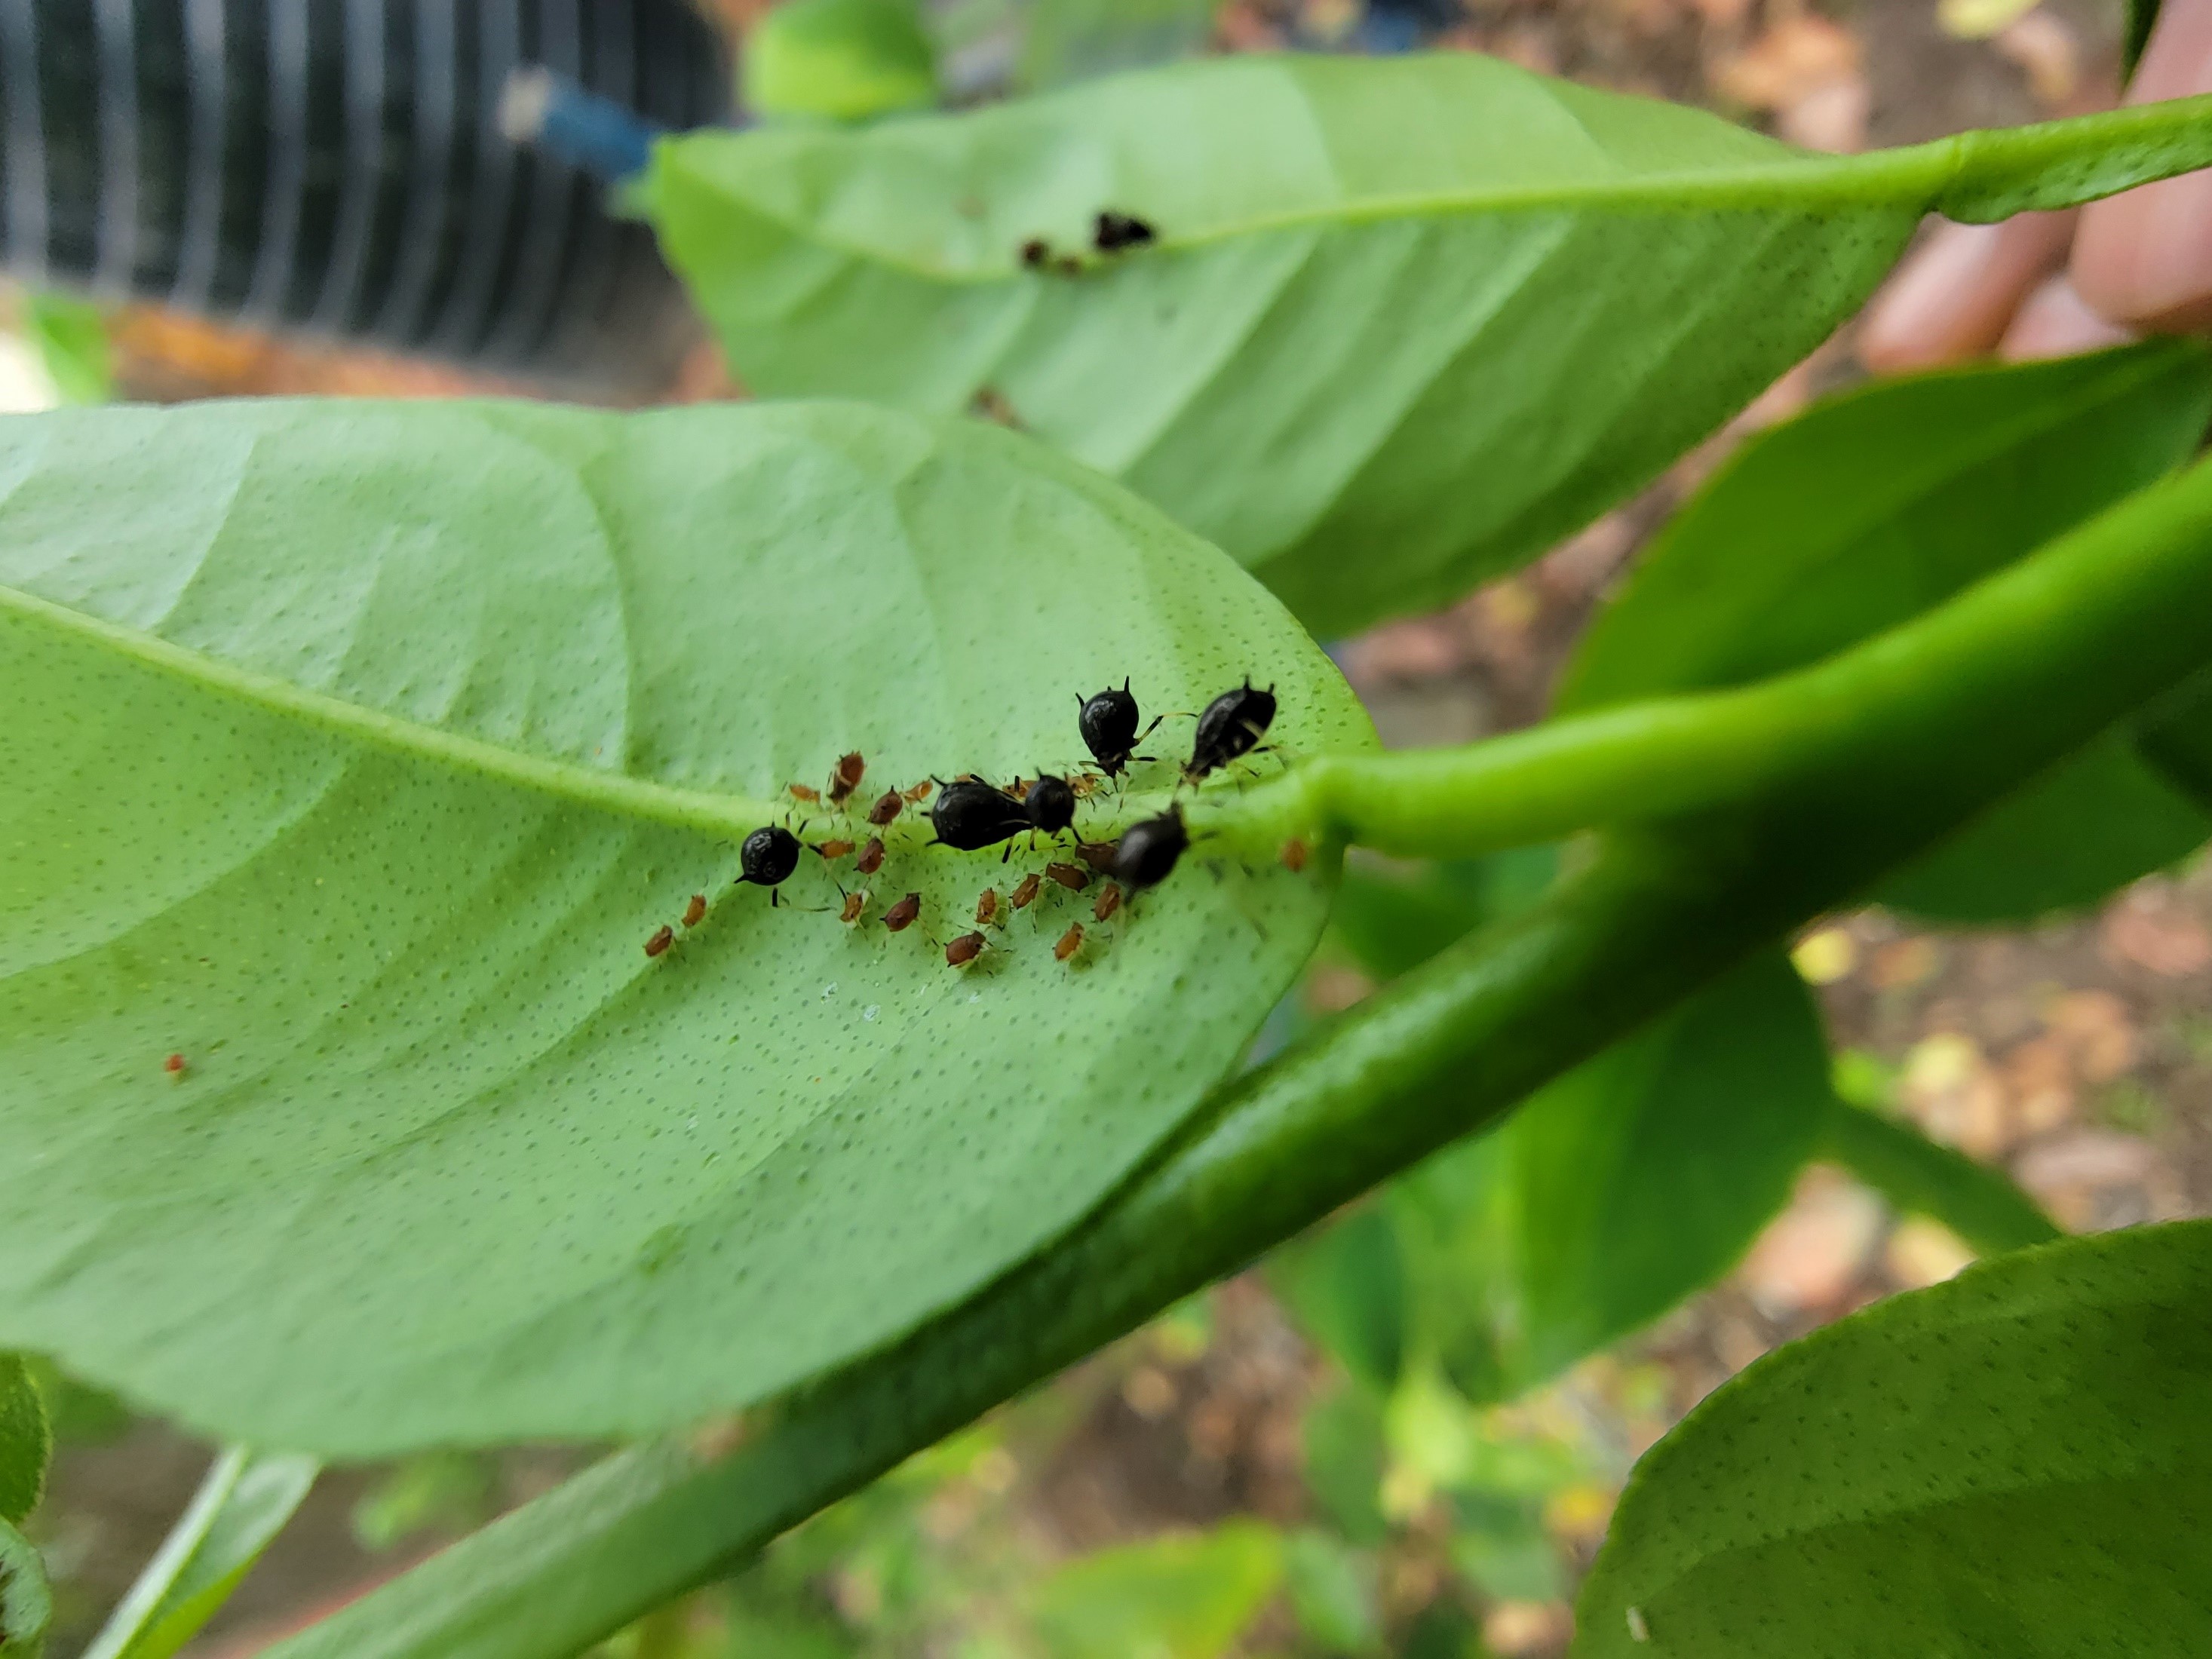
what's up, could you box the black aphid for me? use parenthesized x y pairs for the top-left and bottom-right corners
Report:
(1094, 210), (1156, 252)
(1112, 808), (1189, 892)
(1078, 679), (1164, 778)
(930, 779), (1032, 851)
(738, 825), (804, 904)
(1026, 774), (1077, 836)
(1186, 679), (1278, 781)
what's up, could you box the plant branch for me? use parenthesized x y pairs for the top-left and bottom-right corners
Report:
(265, 452), (2212, 1659)
(1199, 450), (2212, 862)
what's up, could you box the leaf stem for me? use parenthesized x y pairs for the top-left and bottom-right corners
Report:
(1198, 449), (2212, 861)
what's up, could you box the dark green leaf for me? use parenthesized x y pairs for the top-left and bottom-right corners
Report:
(1420, 952), (1830, 1394)
(82, 1448), (318, 1659)
(645, 56), (2212, 631)
(1286, 952), (1829, 1404)
(0, 399), (1366, 1454)
(1877, 733), (2209, 920)
(1576, 1220), (2212, 1657)
(0, 1359), (44, 1527)
(1821, 1097), (2058, 1256)
(1330, 848), (1558, 982)
(744, 0), (940, 121)
(1272, 1205), (1407, 1394)
(1560, 342), (2212, 921)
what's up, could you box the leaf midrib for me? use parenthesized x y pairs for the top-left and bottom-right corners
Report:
(0, 578), (782, 845)
(672, 143), (1958, 290)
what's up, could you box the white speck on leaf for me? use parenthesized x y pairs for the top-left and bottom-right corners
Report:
(1628, 1606), (1649, 1642)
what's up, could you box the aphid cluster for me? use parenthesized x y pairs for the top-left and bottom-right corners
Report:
(1017, 209), (1160, 275)
(642, 672), (1290, 973)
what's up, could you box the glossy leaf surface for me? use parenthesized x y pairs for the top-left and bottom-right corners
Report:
(1560, 342), (2212, 919)
(0, 399), (1366, 1454)
(1578, 1221), (2212, 1656)
(646, 54), (2212, 630)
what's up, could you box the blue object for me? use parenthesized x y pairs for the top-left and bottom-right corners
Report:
(502, 66), (680, 184)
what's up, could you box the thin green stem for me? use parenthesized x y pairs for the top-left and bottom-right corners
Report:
(267, 448), (2212, 1659)
(1198, 449), (2212, 861)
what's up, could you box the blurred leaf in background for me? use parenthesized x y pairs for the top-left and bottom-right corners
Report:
(23, 294), (112, 406)
(747, 0), (940, 121)
(350, 1453), (495, 1555)
(1015, 0), (1220, 90)
(1025, 1520), (1283, 1659)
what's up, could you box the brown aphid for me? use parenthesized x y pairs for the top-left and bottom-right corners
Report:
(1281, 838), (1309, 873)
(867, 790), (904, 826)
(1069, 773), (1103, 799)
(976, 888), (1002, 927)
(856, 836), (886, 876)
(1094, 882), (1123, 922)
(1046, 861), (1091, 892)
(1073, 841), (1118, 872)
(1054, 923), (1085, 962)
(882, 892), (922, 933)
(829, 752), (866, 805)
(815, 838), (856, 860)
(904, 780), (934, 803)
(644, 925), (674, 958)
(946, 931), (987, 967)
(1020, 237), (1049, 268)
(164, 1052), (186, 1076)
(788, 783), (821, 804)
(682, 893), (707, 928)
(1011, 872), (1042, 909)
(839, 891), (866, 925)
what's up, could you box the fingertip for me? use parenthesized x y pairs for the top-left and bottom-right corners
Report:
(1998, 274), (2140, 360)
(1858, 213), (2075, 372)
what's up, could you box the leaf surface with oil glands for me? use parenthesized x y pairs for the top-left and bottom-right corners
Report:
(645, 53), (2212, 631)
(0, 398), (1368, 1455)
(1576, 1222), (2212, 1656)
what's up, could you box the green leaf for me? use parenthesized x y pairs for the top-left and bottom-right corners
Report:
(0, 1360), (44, 1529)
(1419, 952), (1830, 1396)
(744, 0), (940, 122)
(1877, 733), (2210, 920)
(0, 398), (1365, 1454)
(1302, 1382), (1390, 1548)
(1329, 848), (1558, 982)
(1284, 952), (1829, 1404)
(1272, 1204), (1407, 1395)
(1284, 1529), (1380, 1654)
(1026, 1521), (1284, 1659)
(1560, 342), (2212, 921)
(21, 294), (109, 407)
(643, 54), (2212, 632)
(82, 1447), (318, 1659)
(1821, 1097), (2058, 1256)
(1575, 1220), (2212, 1657)
(0, 1514), (51, 1657)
